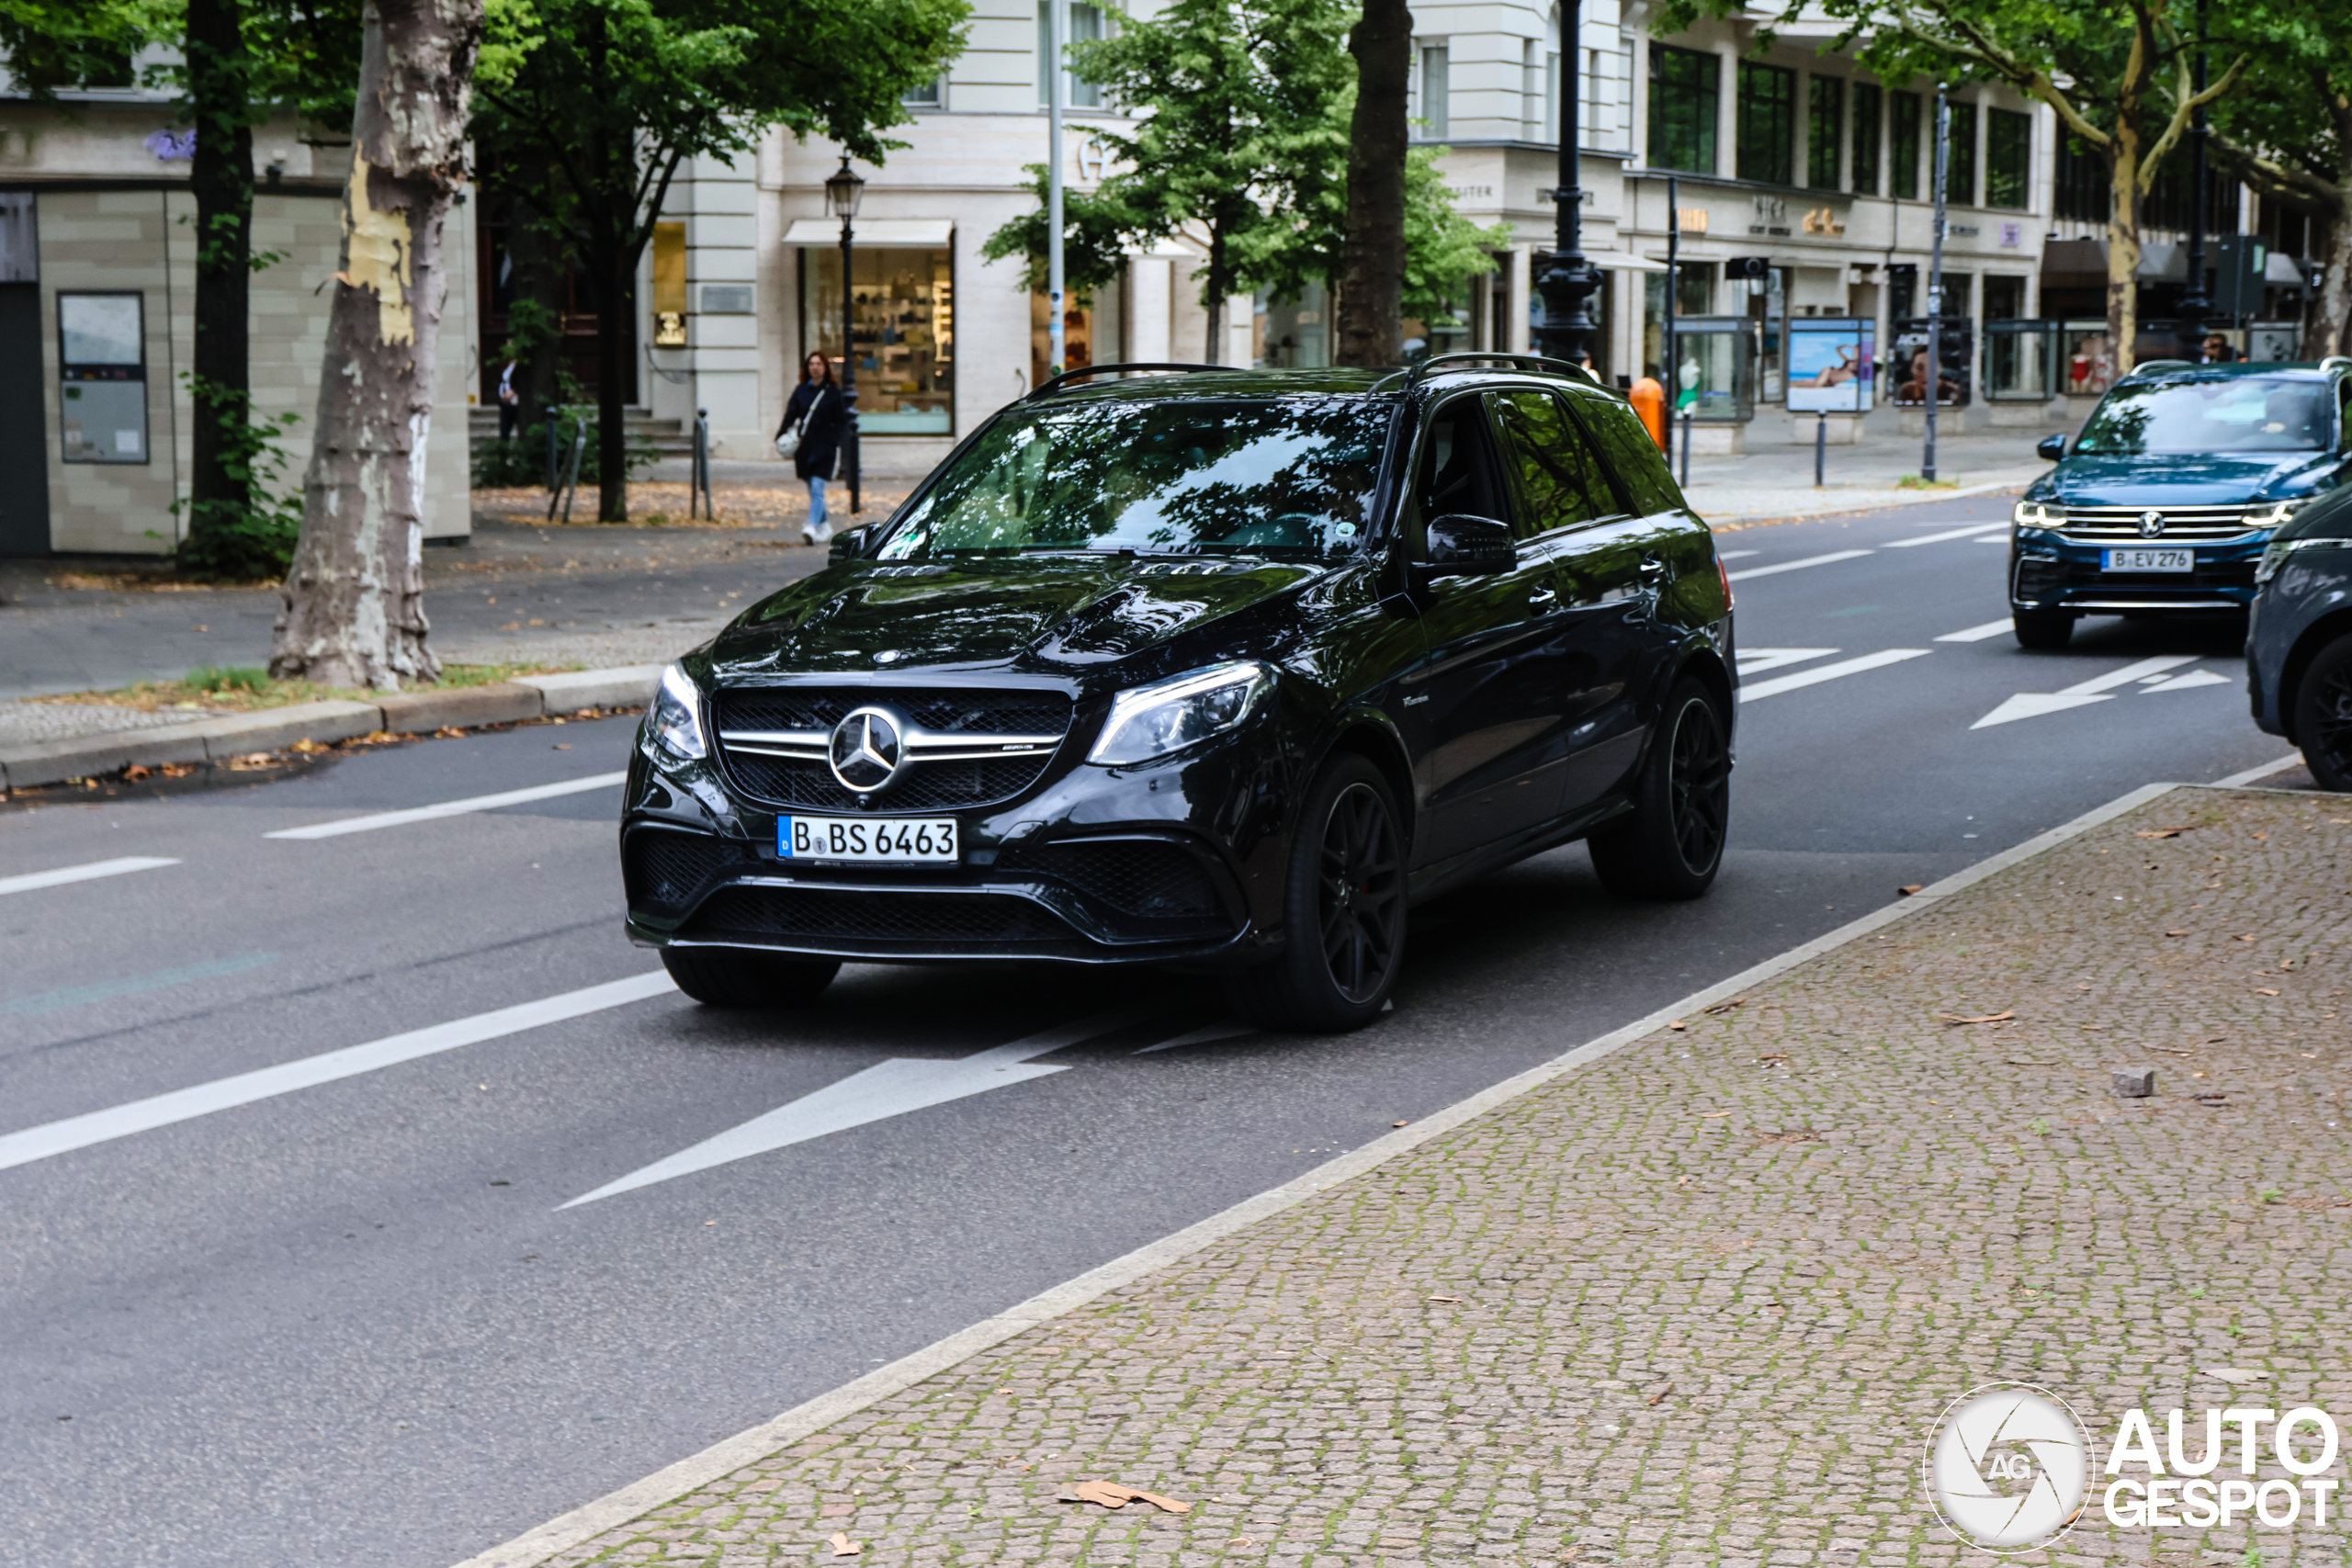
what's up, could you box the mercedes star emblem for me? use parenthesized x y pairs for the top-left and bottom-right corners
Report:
(828, 706), (906, 793)
(2138, 510), (2166, 538)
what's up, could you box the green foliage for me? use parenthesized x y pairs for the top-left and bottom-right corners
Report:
(168, 376), (305, 581)
(470, 404), (658, 489)
(187, 664), (270, 694)
(1400, 146), (1511, 322)
(0, 0), (156, 94)
(977, 164), (1138, 306)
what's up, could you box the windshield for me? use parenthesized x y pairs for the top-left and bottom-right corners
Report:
(2075, 377), (2336, 456)
(876, 397), (1393, 560)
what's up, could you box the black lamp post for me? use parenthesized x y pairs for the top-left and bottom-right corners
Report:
(1532, 0), (1600, 367)
(2180, 0), (2212, 348)
(824, 154), (866, 515)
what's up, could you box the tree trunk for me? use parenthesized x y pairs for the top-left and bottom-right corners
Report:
(2314, 195), (2352, 357)
(271, 0), (482, 688)
(2106, 128), (2143, 377)
(1334, 0), (1409, 367)
(1204, 231), (1227, 363)
(593, 227), (631, 521)
(185, 0), (254, 561)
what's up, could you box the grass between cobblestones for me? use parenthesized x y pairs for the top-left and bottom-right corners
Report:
(540, 787), (2351, 1568)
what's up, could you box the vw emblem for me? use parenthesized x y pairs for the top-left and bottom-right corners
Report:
(2137, 510), (2166, 538)
(828, 706), (905, 793)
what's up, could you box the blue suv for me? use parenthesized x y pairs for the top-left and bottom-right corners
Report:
(2008, 359), (2352, 648)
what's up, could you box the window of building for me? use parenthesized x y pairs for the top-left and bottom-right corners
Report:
(1850, 82), (1882, 194)
(1984, 274), (2027, 320)
(650, 221), (687, 346)
(1807, 75), (1843, 188)
(903, 77), (943, 107)
(1985, 107), (2030, 209)
(1647, 43), (1717, 174)
(1946, 100), (1978, 205)
(1037, 3), (1103, 109)
(1416, 43), (1451, 139)
(799, 246), (955, 435)
(1891, 89), (1921, 200)
(1737, 61), (1796, 186)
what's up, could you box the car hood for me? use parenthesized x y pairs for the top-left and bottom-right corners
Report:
(2034, 451), (2336, 505)
(704, 555), (1328, 678)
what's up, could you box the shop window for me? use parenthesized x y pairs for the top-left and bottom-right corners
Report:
(1984, 274), (2027, 321)
(650, 221), (686, 346)
(1038, 3), (1103, 109)
(801, 247), (955, 435)
(1807, 76), (1842, 189)
(1851, 83), (1882, 195)
(1891, 90), (1920, 201)
(1986, 108), (2030, 209)
(58, 291), (147, 463)
(1736, 62), (1795, 186)
(1646, 43), (1717, 174)
(1947, 101), (1978, 206)
(1260, 281), (1330, 368)
(1642, 263), (1715, 380)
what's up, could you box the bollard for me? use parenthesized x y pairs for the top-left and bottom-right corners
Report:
(1679, 409), (1693, 488)
(1815, 411), (1827, 488)
(693, 407), (711, 520)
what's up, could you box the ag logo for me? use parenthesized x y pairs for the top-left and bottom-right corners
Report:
(1923, 1382), (2092, 1552)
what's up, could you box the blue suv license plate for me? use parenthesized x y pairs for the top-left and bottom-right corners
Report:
(2102, 547), (2193, 572)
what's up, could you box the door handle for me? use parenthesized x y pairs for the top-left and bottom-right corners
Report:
(1528, 586), (1558, 606)
(1637, 558), (1668, 581)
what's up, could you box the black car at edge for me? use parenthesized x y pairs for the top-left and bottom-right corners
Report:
(620, 355), (1737, 1032)
(2249, 479), (2352, 790)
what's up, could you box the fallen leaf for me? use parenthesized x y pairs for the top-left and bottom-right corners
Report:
(1426, 1294), (1462, 1303)
(553, 743), (572, 750)
(1941, 1010), (2018, 1026)
(1646, 1381), (1676, 1405)
(2257, 987), (2281, 996)
(2238, 934), (2258, 942)
(2165, 930), (2189, 937)
(2135, 828), (2189, 840)
(828, 1532), (861, 1556)
(1756, 1052), (1788, 1061)
(1392, 1120), (1408, 1127)
(1069, 1480), (1192, 1513)
(1702, 997), (1745, 1015)
(1667, 1020), (1687, 1031)
(1897, 884), (1924, 896)
(1699, 1111), (1733, 1119)
(123, 763), (152, 781)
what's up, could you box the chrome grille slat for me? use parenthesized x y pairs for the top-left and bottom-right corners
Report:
(712, 687), (1076, 812)
(2059, 504), (2258, 543)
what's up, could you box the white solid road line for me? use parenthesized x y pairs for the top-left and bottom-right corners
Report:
(1971, 654), (2201, 729)
(2214, 752), (2305, 788)
(0, 971), (675, 1176)
(0, 855), (179, 898)
(1886, 522), (2009, 547)
(1735, 648), (1839, 676)
(1725, 548), (1874, 582)
(1738, 648), (1931, 702)
(264, 772), (630, 840)
(559, 1003), (1160, 1208)
(1935, 618), (2015, 643)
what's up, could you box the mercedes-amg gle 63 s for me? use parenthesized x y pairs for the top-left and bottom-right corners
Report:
(621, 356), (1737, 1032)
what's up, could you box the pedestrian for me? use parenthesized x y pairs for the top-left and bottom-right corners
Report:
(496, 347), (522, 442)
(776, 350), (850, 546)
(2201, 333), (2237, 364)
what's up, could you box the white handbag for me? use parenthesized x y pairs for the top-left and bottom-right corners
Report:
(775, 387), (825, 458)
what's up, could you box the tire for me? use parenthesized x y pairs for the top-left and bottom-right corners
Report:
(661, 946), (840, 1009)
(1222, 753), (1407, 1032)
(1589, 677), (1731, 901)
(2012, 606), (2075, 649)
(2292, 631), (2352, 793)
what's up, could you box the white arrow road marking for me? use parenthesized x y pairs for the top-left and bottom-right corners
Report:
(559, 1003), (1159, 1209)
(1886, 522), (2010, 547)
(1135, 1022), (1259, 1055)
(1970, 654), (2201, 729)
(1739, 649), (1931, 703)
(0, 971), (676, 1175)
(264, 772), (629, 840)
(1716, 549), (1761, 560)
(0, 856), (178, 897)
(1726, 549), (1874, 582)
(2143, 668), (2233, 694)
(1735, 648), (1840, 677)
(1935, 618), (2015, 643)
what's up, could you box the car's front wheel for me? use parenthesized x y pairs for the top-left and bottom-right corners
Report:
(1223, 753), (1407, 1032)
(2292, 630), (2352, 792)
(2012, 606), (2075, 649)
(1589, 676), (1730, 900)
(661, 947), (841, 1009)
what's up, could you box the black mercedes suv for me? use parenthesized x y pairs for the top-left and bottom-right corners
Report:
(621, 355), (1737, 1032)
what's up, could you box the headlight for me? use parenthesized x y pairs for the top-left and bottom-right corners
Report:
(2243, 500), (2309, 528)
(1090, 660), (1272, 767)
(2256, 535), (2351, 585)
(647, 663), (708, 761)
(2012, 501), (2057, 528)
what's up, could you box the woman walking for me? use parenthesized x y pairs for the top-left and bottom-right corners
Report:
(776, 350), (851, 545)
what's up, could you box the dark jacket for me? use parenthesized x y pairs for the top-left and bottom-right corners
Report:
(778, 379), (849, 481)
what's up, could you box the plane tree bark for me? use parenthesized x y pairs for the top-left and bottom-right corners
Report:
(1334, 0), (1408, 367)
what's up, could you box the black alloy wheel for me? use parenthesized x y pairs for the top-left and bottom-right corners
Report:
(1225, 753), (1407, 1032)
(1589, 676), (1730, 900)
(2294, 631), (2352, 792)
(661, 947), (842, 1008)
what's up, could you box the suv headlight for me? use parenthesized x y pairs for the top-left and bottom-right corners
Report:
(2011, 500), (2058, 528)
(1090, 660), (1272, 767)
(647, 663), (709, 761)
(2256, 535), (2350, 585)
(2243, 500), (2309, 529)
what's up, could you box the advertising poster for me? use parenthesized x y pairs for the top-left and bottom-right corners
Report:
(1786, 319), (1873, 412)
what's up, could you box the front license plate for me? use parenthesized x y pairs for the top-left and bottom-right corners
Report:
(779, 816), (959, 863)
(2103, 547), (2194, 573)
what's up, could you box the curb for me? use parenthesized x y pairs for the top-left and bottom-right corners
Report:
(447, 773), (2210, 1568)
(1693, 474), (2030, 523)
(0, 664), (662, 793)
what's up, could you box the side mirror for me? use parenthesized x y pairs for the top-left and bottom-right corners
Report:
(1423, 514), (1516, 577)
(2036, 434), (2067, 461)
(828, 524), (875, 560)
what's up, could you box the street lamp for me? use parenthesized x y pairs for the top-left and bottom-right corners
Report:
(1532, 0), (1600, 368)
(825, 154), (866, 514)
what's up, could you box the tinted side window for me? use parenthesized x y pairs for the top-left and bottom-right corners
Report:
(1489, 389), (1617, 536)
(1414, 396), (1511, 533)
(1570, 388), (1689, 515)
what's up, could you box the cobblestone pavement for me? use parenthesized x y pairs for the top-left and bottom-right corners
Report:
(515, 785), (2351, 1568)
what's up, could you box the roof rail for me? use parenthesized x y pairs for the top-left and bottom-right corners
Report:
(1408, 351), (1601, 386)
(2320, 355), (2352, 378)
(2120, 358), (2196, 379)
(1025, 361), (1232, 399)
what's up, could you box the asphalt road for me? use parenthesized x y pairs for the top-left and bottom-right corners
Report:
(0, 494), (2307, 1568)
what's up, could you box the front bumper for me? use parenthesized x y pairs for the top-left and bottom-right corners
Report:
(2010, 528), (2266, 614)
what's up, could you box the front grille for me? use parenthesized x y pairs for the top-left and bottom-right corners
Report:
(1012, 839), (1225, 920)
(714, 685), (1075, 813)
(624, 830), (738, 913)
(684, 885), (1067, 946)
(2060, 505), (2257, 541)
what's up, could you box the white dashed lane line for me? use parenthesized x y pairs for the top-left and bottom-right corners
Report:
(1739, 649), (1933, 702)
(263, 772), (630, 840)
(0, 856), (179, 898)
(1725, 549), (1874, 582)
(1935, 618), (2016, 643)
(1886, 522), (2010, 547)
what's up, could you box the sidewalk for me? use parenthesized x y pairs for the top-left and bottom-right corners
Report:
(1679, 412), (2048, 522)
(476, 779), (2347, 1568)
